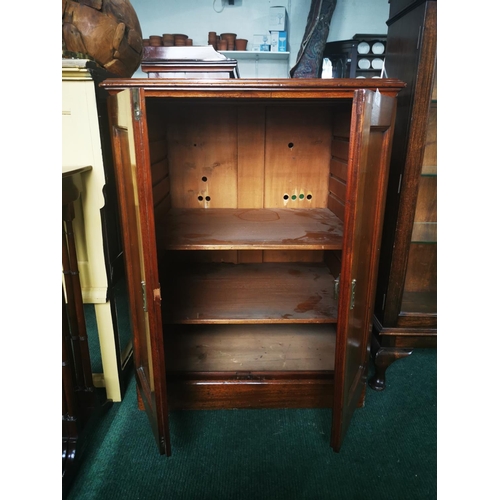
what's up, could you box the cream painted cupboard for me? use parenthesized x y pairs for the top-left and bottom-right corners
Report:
(62, 59), (132, 401)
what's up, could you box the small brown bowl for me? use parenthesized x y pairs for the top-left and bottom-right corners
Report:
(235, 39), (247, 50)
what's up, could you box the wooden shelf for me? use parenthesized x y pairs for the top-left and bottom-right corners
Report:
(162, 262), (338, 324)
(220, 50), (290, 60)
(164, 324), (336, 372)
(159, 208), (344, 251)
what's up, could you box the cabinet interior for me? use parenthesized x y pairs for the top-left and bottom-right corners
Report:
(145, 97), (353, 406)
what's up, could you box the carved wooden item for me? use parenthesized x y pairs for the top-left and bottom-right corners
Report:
(62, 0), (143, 77)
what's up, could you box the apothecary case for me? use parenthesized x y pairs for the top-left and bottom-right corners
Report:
(100, 78), (404, 455)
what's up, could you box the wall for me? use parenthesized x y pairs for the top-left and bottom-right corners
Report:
(132, 0), (390, 77)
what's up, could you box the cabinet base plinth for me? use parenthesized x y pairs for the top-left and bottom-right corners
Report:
(167, 374), (335, 410)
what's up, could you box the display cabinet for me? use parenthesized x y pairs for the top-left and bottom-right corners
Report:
(323, 34), (387, 79)
(101, 77), (404, 455)
(369, 0), (437, 390)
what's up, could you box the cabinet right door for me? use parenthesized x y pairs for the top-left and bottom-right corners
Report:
(331, 89), (397, 451)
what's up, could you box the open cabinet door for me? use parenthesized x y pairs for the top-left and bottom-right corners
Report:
(331, 89), (397, 451)
(108, 88), (171, 455)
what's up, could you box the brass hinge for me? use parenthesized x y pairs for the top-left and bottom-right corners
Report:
(334, 274), (341, 300)
(141, 280), (147, 312)
(350, 279), (357, 310)
(132, 88), (142, 121)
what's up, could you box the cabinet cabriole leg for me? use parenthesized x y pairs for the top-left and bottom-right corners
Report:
(369, 340), (413, 391)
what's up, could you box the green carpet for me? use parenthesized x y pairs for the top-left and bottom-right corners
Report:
(67, 349), (436, 500)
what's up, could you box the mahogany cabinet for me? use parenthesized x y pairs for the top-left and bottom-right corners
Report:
(101, 78), (404, 455)
(370, 0), (437, 390)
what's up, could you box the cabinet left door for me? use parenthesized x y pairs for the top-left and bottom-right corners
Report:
(108, 88), (171, 455)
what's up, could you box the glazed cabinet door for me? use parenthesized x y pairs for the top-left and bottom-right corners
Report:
(331, 89), (397, 451)
(108, 88), (171, 455)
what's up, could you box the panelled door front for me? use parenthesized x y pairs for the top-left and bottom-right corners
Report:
(108, 88), (171, 455)
(332, 89), (397, 451)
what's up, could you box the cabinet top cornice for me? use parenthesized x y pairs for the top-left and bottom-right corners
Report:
(100, 78), (405, 98)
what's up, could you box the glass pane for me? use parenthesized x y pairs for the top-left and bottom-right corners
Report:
(401, 242), (437, 314)
(115, 89), (155, 392)
(113, 277), (133, 367)
(421, 102), (437, 176)
(411, 222), (437, 243)
(414, 176), (436, 228)
(83, 304), (102, 373)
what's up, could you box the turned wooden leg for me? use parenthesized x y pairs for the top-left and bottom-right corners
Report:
(62, 289), (79, 480)
(369, 335), (413, 391)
